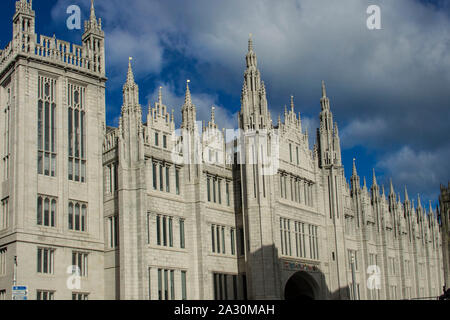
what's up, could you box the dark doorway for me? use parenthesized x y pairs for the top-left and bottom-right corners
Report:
(284, 271), (319, 300)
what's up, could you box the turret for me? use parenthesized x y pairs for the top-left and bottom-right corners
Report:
(239, 35), (272, 131)
(317, 81), (342, 168)
(350, 158), (360, 195)
(12, 0), (36, 53)
(82, 0), (105, 74)
(181, 80), (197, 132)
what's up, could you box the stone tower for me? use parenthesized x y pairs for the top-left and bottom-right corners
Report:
(238, 35), (281, 299)
(440, 183), (450, 290)
(0, 0), (106, 300)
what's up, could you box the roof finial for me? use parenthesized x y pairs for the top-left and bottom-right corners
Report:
(372, 168), (377, 186)
(352, 158), (357, 176)
(322, 80), (327, 98)
(158, 86), (163, 105)
(389, 178), (394, 195)
(185, 80), (192, 105)
(211, 106), (216, 124)
(290, 95), (294, 113)
(90, 0), (96, 21)
(248, 33), (253, 52)
(126, 57), (134, 84)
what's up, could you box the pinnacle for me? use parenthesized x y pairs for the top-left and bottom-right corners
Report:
(372, 168), (377, 186)
(352, 158), (357, 177)
(185, 80), (192, 105)
(158, 86), (163, 105)
(90, 0), (96, 21)
(126, 57), (135, 85)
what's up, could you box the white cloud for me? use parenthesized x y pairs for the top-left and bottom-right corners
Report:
(340, 118), (388, 148)
(376, 145), (450, 201)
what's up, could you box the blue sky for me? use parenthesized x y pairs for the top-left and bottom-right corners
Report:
(1, 0), (449, 208)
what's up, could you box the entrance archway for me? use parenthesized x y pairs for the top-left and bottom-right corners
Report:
(284, 271), (320, 300)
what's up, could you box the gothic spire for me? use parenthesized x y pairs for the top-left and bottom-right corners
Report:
(122, 57), (139, 108)
(372, 168), (377, 186)
(352, 158), (357, 176)
(185, 80), (192, 105)
(181, 80), (196, 131)
(245, 33), (258, 69)
(404, 186), (409, 203)
(320, 80), (330, 111)
(290, 95), (295, 113)
(211, 106), (216, 124)
(389, 178), (394, 195)
(90, 0), (96, 21)
(126, 57), (135, 85)
(158, 86), (163, 105)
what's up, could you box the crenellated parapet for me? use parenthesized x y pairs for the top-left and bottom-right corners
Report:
(0, 0), (105, 78)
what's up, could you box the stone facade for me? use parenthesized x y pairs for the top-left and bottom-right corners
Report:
(439, 183), (450, 290)
(0, 1), (445, 300)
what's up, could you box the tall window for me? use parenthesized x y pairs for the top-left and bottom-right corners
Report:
(37, 290), (54, 300)
(159, 164), (163, 191)
(2, 87), (11, 181)
(157, 268), (175, 300)
(1, 198), (9, 230)
(211, 224), (226, 254)
(207, 177), (211, 201)
(37, 196), (56, 227)
(226, 182), (230, 206)
(0, 247), (6, 276)
(72, 251), (88, 277)
(280, 218), (291, 256)
(108, 215), (119, 248)
(213, 273), (230, 300)
(156, 215), (173, 247)
(310, 225), (319, 260)
(37, 247), (54, 274)
(68, 83), (86, 182)
(179, 219), (185, 249)
(175, 168), (180, 195)
(154, 132), (159, 146)
(218, 180), (222, 204)
(294, 222), (306, 258)
(289, 143), (292, 162)
(181, 271), (187, 300)
(68, 201), (87, 232)
(230, 228), (236, 255)
(38, 76), (57, 177)
(166, 166), (170, 192)
(72, 292), (89, 300)
(152, 162), (157, 190)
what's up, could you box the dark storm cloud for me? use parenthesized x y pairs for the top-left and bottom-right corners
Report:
(51, 0), (450, 199)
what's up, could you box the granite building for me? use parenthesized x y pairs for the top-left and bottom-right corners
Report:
(0, 0), (445, 300)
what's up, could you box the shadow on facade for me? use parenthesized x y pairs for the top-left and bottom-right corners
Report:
(246, 244), (350, 300)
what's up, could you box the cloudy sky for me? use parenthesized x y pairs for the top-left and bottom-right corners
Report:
(1, 0), (449, 207)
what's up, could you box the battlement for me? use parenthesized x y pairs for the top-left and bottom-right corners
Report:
(0, 33), (104, 77)
(0, 0), (105, 78)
